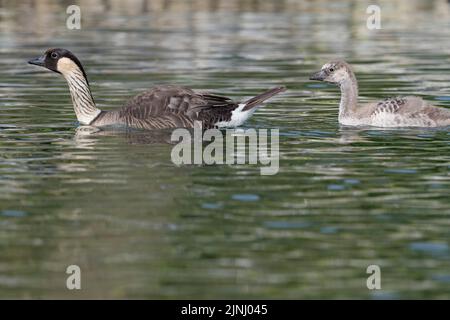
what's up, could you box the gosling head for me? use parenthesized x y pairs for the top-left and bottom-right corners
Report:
(309, 60), (353, 85)
(28, 48), (87, 79)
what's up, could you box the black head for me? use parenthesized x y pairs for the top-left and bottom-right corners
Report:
(28, 48), (87, 80)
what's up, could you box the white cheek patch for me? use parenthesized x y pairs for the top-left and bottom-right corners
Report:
(57, 57), (79, 76)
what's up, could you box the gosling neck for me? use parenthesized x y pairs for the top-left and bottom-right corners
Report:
(338, 72), (358, 120)
(57, 57), (101, 125)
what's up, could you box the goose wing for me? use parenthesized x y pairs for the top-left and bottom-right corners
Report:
(370, 96), (416, 114)
(370, 96), (448, 114)
(362, 96), (450, 126)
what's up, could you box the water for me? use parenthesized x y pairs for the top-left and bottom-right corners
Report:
(1, 0), (450, 299)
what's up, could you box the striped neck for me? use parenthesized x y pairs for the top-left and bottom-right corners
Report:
(57, 57), (101, 125)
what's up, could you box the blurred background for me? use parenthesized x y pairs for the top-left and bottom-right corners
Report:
(0, 0), (449, 299)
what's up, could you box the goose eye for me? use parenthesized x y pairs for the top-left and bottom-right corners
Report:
(50, 52), (58, 59)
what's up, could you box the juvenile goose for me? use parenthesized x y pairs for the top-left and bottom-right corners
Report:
(310, 60), (450, 127)
(28, 48), (285, 130)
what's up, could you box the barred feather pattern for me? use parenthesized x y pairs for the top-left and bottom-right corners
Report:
(62, 63), (285, 129)
(65, 68), (101, 125)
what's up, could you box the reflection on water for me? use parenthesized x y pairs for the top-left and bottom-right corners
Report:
(0, 0), (450, 299)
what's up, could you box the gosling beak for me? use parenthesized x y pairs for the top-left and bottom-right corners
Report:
(309, 70), (326, 81)
(28, 55), (46, 67)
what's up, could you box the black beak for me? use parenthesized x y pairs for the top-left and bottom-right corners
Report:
(28, 55), (46, 67)
(309, 70), (326, 81)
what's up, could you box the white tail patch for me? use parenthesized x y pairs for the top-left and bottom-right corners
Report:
(215, 103), (258, 128)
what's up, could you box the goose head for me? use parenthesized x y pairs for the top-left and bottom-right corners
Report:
(28, 48), (87, 79)
(309, 60), (353, 85)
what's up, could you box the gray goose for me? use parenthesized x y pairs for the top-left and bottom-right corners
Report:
(310, 60), (450, 127)
(28, 48), (286, 130)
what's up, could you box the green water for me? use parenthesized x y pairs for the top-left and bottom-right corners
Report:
(0, 0), (449, 299)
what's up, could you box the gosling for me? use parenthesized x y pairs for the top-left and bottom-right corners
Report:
(28, 48), (285, 130)
(310, 60), (450, 127)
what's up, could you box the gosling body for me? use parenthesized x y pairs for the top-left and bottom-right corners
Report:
(29, 48), (285, 130)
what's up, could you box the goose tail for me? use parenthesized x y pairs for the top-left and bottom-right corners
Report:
(242, 86), (286, 111)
